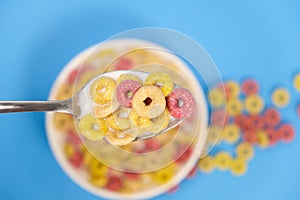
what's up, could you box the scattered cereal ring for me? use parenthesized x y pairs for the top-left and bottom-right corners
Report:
(278, 123), (295, 143)
(105, 176), (123, 191)
(265, 128), (280, 146)
(225, 81), (240, 98)
(221, 124), (240, 144)
(116, 74), (142, 85)
(242, 79), (259, 95)
(234, 114), (246, 127)
(208, 87), (226, 108)
(214, 152), (233, 170)
(256, 130), (270, 148)
(263, 108), (281, 127)
(211, 109), (228, 126)
(106, 106), (130, 131)
(248, 115), (264, 131)
(132, 86), (166, 118)
(236, 142), (254, 161)
(94, 100), (120, 118)
(206, 125), (222, 145)
(105, 130), (135, 146)
(293, 73), (300, 92)
(198, 156), (215, 173)
(145, 72), (174, 96)
(53, 113), (74, 132)
(90, 77), (116, 105)
(271, 87), (290, 108)
(116, 80), (142, 108)
(226, 98), (243, 116)
(242, 130), (258, 144)
(78, 114), (107, 141)
(167, 88), (196, 119)
(244, 94), (264, 115)
(230, 158), (247, 176)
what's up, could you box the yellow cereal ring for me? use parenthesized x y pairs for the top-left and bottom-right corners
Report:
(226, 81), (240, 98)
(244, 94), (264, 115)
(53, 113), (74, 132)
(132, 86), (166, 118)
(146, 109), (170, 134)
(106, 106), (130, 131)
(55, 83), (74, 100)
(214, 152), (233, 170)
(151, 164), (176, 184)
(230, 158), (247, 176)
(105, 130), (135, 146)
(145, 73), (174, 96)
(235, 142), (254, 161)
(89, 175), (108, 187)
(256, 130), (270, 148)
(206, 125), (222, 145)
(89, 161), (109, 177)
(209, 87), (226, 108)
(198, 156), (215, 173)
(129, 109), (152, 128)
(271, 88), (290, 108)
(90, 77), (116, 105)
(94, 99), (120, 118)
(78, 114), (107, 141)
(226, 98), (243, 116)
(116, 74), (143, 85)
(64, 142), (75, 159)
(221, 124), (241, 144)
(293, 73), (300, 92)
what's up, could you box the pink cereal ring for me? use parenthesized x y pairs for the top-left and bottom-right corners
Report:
(116, 80), (141, 108)
(167, 88), (196, 119)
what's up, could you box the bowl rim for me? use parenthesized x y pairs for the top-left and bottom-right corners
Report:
(45, 38), (209, 200)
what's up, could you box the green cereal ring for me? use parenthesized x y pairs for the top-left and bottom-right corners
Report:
(90, 77), (116, 105)
(116, 74), (143, 85)
(132, 86), (166, 118)
(145, 73), (174, 96)
(78, 114), (107, 141)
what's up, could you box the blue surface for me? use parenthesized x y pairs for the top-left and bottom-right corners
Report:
(0, 0), (300, 199)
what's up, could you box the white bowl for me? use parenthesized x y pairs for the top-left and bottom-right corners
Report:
(45, 38), (208, 199)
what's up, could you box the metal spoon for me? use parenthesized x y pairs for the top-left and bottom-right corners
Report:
(0, 70), (183, 141)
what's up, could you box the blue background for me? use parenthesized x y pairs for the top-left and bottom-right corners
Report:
(0, 0), (300, 199)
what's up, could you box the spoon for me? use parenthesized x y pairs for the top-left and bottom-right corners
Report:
(0, 70), (183, 141)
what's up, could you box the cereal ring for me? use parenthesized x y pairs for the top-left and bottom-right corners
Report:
(214, 152), (233, 170)
(263, 108), (281, 127)
(94, 99), (120, 118)
(167, 88), (196, 119)
(145, 72), (174, 96)
(242, 130), (257, 144)
(221, 124), (240, 144)
(278, 123), (295, 143)
(211, 109), (229, 126)
(105, 176), (123, 191)
(226, 98), (243, 116)
(105, 130), (135, 146)
(272, 88), (290, 108)
(244, 94), (264, 115)
(236, 142), (254, 161)
(230, 158), (247, 176)
(146, 109), (170, 134)
(78, 114), (107, 141)
(242, 79), (259, 95)
(114, 57), (133, 70)
(256, 130), (270, 148)
(132, 86), (166, 118)
(116, 74), (142, 85)
(293, 73), (300, 92)
(225, 81), (240, 99)
(198, 156), (215, 173)
(53, 113), (74, 132)
(116, 80), (142, 108)
(208, 87), (226, 108)
(106, 106), (130, 131)
(90, 175), (108, 187)
(248, 115), (264, 131)
(64, 142), (75, 159)
(56, 83), (73, 100)
(151, 164), (176, 184)
(90, 77), (116, 105)
(206, 125), (222, 145)
(265, 128), (280, 146)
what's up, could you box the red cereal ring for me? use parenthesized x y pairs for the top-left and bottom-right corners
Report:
(114, 57), (133, 70)
(69, 151), (83, 168)
(105, 176), (122, 191)
(116, 80), (142, 108)
(249, 114), (264, 130)
(211, 109), (229, 126)
(242, 79), (259, 95)
(265, 127), (280, 146)
(278, 124), (295, 143)
(242, 130), (257, 144)
(175, 146), (192, 163)
(240, 116), (255, 132)
(263, 108), (281, 127)
(167, 88), (196, 119)
(234, 114), (245, 127)
(144, 139), (161, 151)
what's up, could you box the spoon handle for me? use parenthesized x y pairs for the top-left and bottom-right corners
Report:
(0, 99), (72, 114)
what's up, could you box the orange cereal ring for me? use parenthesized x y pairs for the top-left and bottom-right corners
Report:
(105, 130), (135, 146)
(145, 72), (174, 96)
(90, 77), (116, 105)
(106, 106), (130, 131)
(78, 114), (107, 141)
(132, 86), (166, 118)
